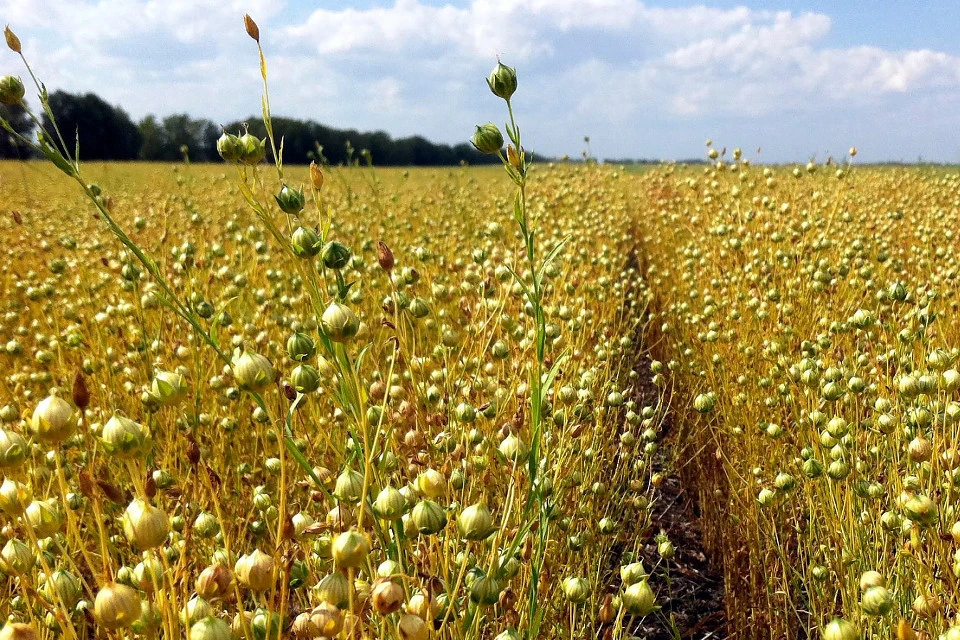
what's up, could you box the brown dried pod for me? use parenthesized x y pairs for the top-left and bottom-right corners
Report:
(78, 471), (96, 499)
(498, 588), (517, 611)
(96, 478), (127, 504)
(196, 564), (235, 602)
(206, 467), (221, 491)
(243, 14), (260, 42)
(72, 371), (90, 410)
(144, 471), (156, 500)
(599, 594), (614, 623)
(281, 513), (295, 540)
(186, 434), (201, 466)
(377, 241), (394, 273)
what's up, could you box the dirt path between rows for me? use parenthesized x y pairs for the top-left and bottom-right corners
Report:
(630, 354), (727, 640)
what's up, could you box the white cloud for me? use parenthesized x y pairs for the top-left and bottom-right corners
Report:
(3, 0), (960, 161)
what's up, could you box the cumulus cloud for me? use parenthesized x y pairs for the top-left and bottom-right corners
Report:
(3, 0), (960, 161)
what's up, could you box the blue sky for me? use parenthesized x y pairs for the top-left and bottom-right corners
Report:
(3, 0), (960, 163)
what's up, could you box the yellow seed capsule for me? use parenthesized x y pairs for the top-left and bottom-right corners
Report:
(896, 618), (916, 640)
(4, 26), (21, 54)
(310, 161), (324, 190)
(507, 144), (521, 169)
(94, 582), (141, 630)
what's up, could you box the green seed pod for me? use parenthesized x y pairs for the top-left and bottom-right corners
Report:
(286, 332), (316, 362)
(231, 347), (276, 393)
(693, 392), (716, 413)
(238, 131), (266, 166)
(0, 75), (25, 105)
(757, 488), (777, 507)
(0, 538), (35, 574)
(622, 580), (656, 615)
(397, 613), (429, 640)
(25, 499), (62, 538)
(860, 585), (892, 616)
(657, 539), (675, 559)
(94, 583), (141, 630)
(491, 340), (509, 359)
(331, 531), (370, 569)
(0, 403), (19, 422)
(774, 472), (796, 492)
(151, 370), (188, 407)
(373, 486), (408, 520)
(274, 184), (305, 215)
(133, 556), (165, 591)
(821, 382), (844, 402)
(44, 569), (82, 608)
(0, 478), (31, 516)
(498, 434), (527, 462)
(100, 415), (151, 458)
(408, 297), (430, 319)
(235, 549), (275, 592)
(809, 565), (829, 581)
(291, 226), (322, 258)
(802, 459), (823, 478)
(620, 562), (647, 586)
(411, 499), (446, 535)
(898, 375), (920, 398)
(466, 570), (502, 606)
(822, 618), (857, 640)
(189, 617), (232, 640)
(193, 511), (220, 538)
(290, 512), (314, 539)
(216, 131), (242, 162)
(486, 61), (517, 101)
(30, 394), (77, 444)
(334, 468), (364, 504)
(321, 303), (360, 343)
(314, 571), (350, 608)
(943, 369), (960, 392)
(0, 429), (27, 469)
(180, 597), (214, 627)
(471, 124), (504, 155)
(455, 402), (477, 423)
(291, 365), (320, 394)
(457, 503), (494, 540)
(122, 500), (169, 550)
(561, 577), (590, 604)
(321, 241), (352, 270)
(826, 460), (849, 479)
(904, 494), (938, 527)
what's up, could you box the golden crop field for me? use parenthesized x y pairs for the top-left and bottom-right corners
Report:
(3, 15), (960, 640)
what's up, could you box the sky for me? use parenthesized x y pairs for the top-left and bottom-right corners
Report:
(2, 0), (960, 163)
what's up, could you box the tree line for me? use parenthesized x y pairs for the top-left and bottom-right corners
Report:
(0, 90), (500, 166)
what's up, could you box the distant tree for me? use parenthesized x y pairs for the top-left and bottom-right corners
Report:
(138, 114), (219, 161)
(138, 115), (166, 160)
(8, 90), (503, 165)
(0, 102), (35, 159)
(223, 116), (499, 167)
(42, 90), (141, 160)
